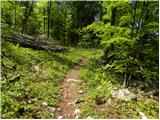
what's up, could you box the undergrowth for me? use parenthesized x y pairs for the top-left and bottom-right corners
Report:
(78, 51), (159, 119)
(1, 41), (92, 119)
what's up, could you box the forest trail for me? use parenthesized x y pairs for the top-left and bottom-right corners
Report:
(55, 57), (87, 119)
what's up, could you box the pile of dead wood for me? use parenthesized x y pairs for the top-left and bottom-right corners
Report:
(1, 32), (67, 52)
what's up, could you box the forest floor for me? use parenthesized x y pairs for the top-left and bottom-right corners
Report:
(1, 41), (159, 119)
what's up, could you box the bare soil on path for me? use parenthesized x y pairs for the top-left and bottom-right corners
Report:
(55, 57), (87, 119)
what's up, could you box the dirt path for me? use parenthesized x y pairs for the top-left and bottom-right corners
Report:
(55, 57), (87, 119)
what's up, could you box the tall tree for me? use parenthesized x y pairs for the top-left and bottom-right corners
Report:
(21, 1), (35, 34)
(47, 1), (52, 38)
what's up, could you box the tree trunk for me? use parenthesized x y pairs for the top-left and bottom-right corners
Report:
(47, 1), (52, 38)
(14, 1), (16, 30)
(103, 6), (116, 62)
(111, 7), (116, 26)
(2, 33), (67, 52)
(131, 1), (137, 39)
(21, 1), (34, 34)
(44, 8), (46, 36)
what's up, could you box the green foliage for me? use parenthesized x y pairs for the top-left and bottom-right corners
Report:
(1, 1), (102, 45)
(1, 41), (90, 118)
(78, 53), (159, 119)
(82, 1), (159, 87)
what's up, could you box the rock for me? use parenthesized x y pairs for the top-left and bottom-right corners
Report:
(75, 99), (81, 104)
(68, 102), (75, 106)
(75, 115), (79, 119)
(28, 99), (32, 104)
(147, 91), (159, 98)
(48, 107), (56, 112)
(34, 66), (39, 72)
(68, 102), (72, 105)
(67, 79), (81, 82)
(57, 108), (61, 112)
(74, 109), (80, 115)
(60, 89), (64, 92)
(86, 116), (94, 119)
(107, 98), (112, 105)
(149, 94), (154, 99)
(74, 99), (84, 104)
(111, 88), (137, 101)
(42, 102), (48, 106)
(78, 90), (85, 94)
(137, 108), (147, 120)
(58, 116), (63, 119)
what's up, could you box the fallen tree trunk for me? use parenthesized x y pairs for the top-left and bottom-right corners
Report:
(1, 32), (67, 52)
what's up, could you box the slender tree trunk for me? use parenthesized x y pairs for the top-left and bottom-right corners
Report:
(110, 7), (116, 50)
(14, 1), (16, 30)
(64, 12), (66, 44)
(44, 8), (46, 36)
(47, 1), (52, 38)
(135, 1), (146, 36)
(111, 7), (116, 26)
(21, 1), (34, 34)
(123, 2), (138, 88)
(131, 1), (137, 39)
(103, 6), (116, 62)
(64, 4), (67, 44)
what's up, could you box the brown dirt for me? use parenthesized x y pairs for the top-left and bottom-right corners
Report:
(55, 57), (87, 119)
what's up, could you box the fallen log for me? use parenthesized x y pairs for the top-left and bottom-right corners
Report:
(1, 33), (67, 52)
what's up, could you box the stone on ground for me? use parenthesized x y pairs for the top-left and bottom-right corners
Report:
(75, 115), (79, 119)
(86, 116), (94, 119)
(107, 98), (112, 105)
(34, 65), (39, 72)
(58, 116), (63, 119)
(67, 79), (81, 82)
(42, 102), (48, 106)
(137, 108), (147, 120)
(74, 98), (84, 104)
(78, 90), (85, 94)
(74, 109), (80, 115)
(111, 88), (137, 101)
(47, 106), (56, 112)
(57, 108), (61, 112)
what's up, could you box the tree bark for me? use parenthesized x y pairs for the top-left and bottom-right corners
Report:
(2, 33), (67, 52)
(14, 1), (16, 30)
(103, 6), (116, 62)
(47, 1), (52, 38)
(131, 1), (137, 39)
(111, 7), (116, 26)
(21, 1), (34, 34)
(44, 8), (46, 35)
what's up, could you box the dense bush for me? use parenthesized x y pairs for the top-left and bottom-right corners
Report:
(81, 1), (159, 88)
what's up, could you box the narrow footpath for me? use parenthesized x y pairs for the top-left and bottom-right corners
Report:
(55, 57), (87, 119)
